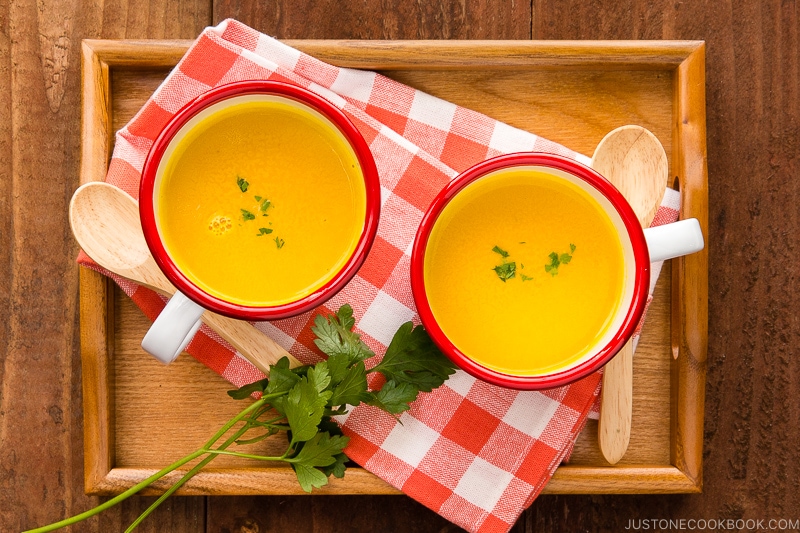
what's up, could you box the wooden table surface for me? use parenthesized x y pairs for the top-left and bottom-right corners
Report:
(1, 1), (798, 532)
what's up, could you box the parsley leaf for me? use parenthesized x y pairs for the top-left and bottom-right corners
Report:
(369, 380), (419, 415)
(290, 432), (350, 492)
(492, 245), (517, 282)
(311, 305), (374, 364)
(492, 245), (509, 258)
(328, 361), (371, 408)
(274, 237), (285, 249)
(307, 360), (331, 393)
(257, 227), (273, 236)
(260, 198), (271, 212)
(265, 361), (302, 413)
(369, 322), (457, 392)
(545, 245), (576, 276)
(291, 463), (328, 493)
(545, 251), (560, 275)
(493, 261), (517, 282)
(226, 378), (269, 399)
(320, 452), (348, 479)
(241, 209), (256, 221)
(237, 176), (249, 192)
(284, 377), (332, 444)
(520, 274), (533, 282)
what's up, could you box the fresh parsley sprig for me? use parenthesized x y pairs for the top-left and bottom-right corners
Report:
(26, 305), (456, 533)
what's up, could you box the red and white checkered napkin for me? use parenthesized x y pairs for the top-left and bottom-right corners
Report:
(78, 19), (680, 533)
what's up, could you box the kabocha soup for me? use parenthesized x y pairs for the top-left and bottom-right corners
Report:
(156, 96), (365, 306)
(423, 168), (625, 376)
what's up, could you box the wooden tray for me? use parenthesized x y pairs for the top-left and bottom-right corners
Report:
(80, 39), (707, 496)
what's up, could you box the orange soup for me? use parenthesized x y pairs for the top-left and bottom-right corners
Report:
(157, 97), (366, 306)
(423, 168), (625, 376)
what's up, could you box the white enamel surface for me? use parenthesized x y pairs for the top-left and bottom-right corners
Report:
(141, 291), (204, 364)
(644, 218), (705, 262)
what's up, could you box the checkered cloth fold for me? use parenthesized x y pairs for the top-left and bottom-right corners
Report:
(77, 19), (680, 533)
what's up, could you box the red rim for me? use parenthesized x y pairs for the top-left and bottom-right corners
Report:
(140, 80), (380, 320)
(410, 153), (650, 390)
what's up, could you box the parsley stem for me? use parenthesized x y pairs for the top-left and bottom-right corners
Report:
(197, 397), (273, 451)
(244, 414), (287, 428)
(23, 449), (207, 533)
(124, 423), (253, 533)
(234, 431), (278, 446)
(200, 449), (293, 462)
(23, 398), (270, 533)
(125, 394), (287, 531)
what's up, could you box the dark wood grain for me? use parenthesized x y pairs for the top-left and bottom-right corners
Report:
(96, 0), (212, 40)
(0, 0), (12, 443)
(207, 496), (461, 533)
(0, 0), (88, 529)
(213, 0), (531, 40)
(0, 1), (211, 532)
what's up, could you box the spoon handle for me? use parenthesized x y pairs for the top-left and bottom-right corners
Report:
(598, 343), (633, 464)
(591, 124), (669, 465)
(200, 311), (302, 374)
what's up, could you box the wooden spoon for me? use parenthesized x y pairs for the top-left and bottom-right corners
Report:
(69, 181), (300, 373)
(591, 125), (669, 465)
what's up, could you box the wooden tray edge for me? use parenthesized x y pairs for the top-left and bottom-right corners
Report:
(670, 42), (708, 493)
(82, 38), (705, 70)
(85, 465), (699, 497)
(79, 38), (707, 496)
(80, 39), (115, 493)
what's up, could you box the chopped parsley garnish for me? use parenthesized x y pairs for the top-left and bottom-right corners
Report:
(493, 261), (516, 282)
(545, 244), (576, 276)
(240, 186), (278, 237)
(275, 237), (285, 249)
(492, 245), (509, 258)
(520, 274), (533, 282)
(492, 245), (516, 282)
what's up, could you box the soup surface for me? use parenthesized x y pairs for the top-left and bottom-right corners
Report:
(424, 168), (625, 376)
(157, 97), (365, 306)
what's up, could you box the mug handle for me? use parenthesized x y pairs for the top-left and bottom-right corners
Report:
(141, 291), (205, 364)
(643, 218), (705, 263)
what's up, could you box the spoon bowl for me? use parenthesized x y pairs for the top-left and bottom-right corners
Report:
(70, 182), (171, 294)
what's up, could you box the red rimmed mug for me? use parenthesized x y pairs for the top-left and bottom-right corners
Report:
(410, 153), (703, 390)
(139, 81), (380, 364)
